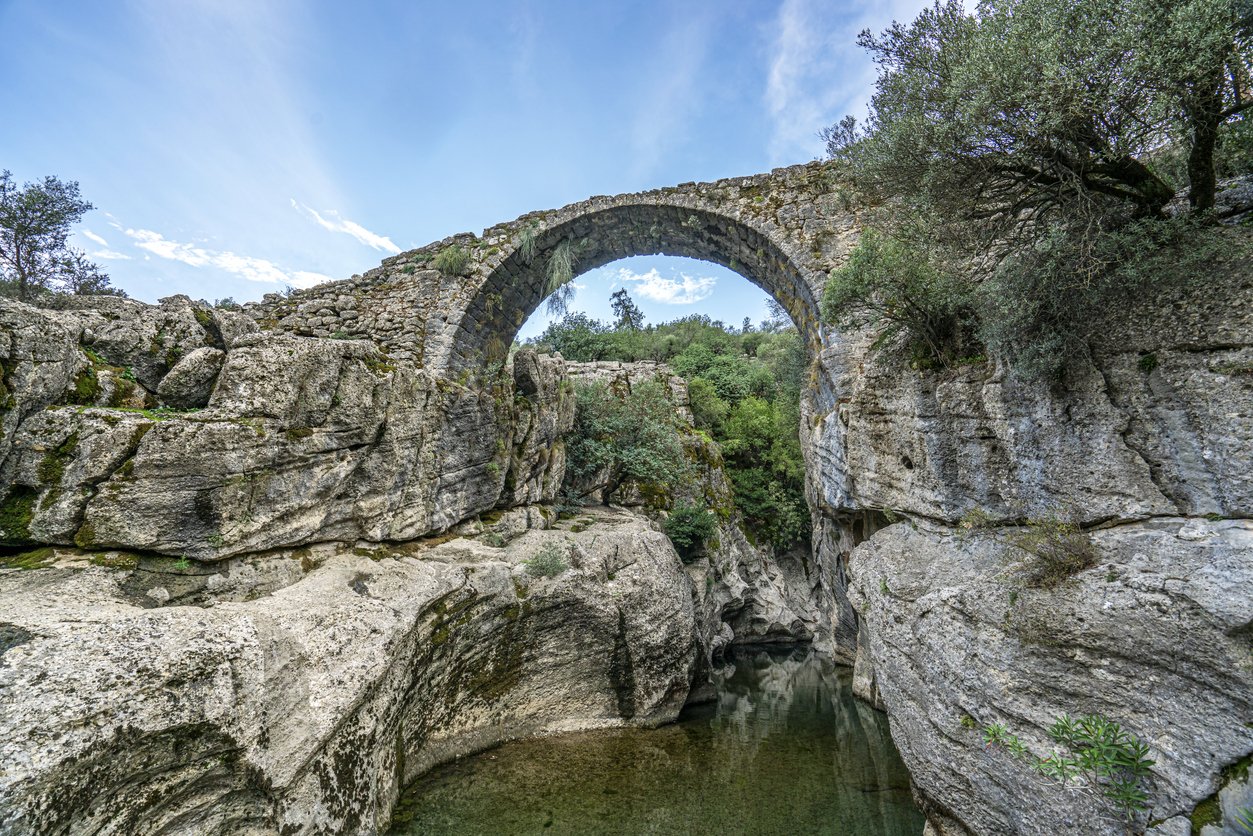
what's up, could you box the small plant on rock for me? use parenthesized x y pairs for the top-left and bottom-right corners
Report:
(981, 712), (1154, 821)
(1012, 518), (1097, 588)
(480, 531), (507, 548)
(524, 543), (568, 578)
(433, 244), (471, 276)
(663, 501), (716, 562)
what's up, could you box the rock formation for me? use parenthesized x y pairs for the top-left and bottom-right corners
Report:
(1, 162), (1250, 836)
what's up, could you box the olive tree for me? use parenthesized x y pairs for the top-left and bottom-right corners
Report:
(822, 0), (1243, 378)
(0, 171), (118, 300)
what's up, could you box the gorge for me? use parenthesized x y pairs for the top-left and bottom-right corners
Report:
(0, 161), (1250, 836)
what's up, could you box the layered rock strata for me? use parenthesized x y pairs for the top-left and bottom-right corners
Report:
(0, 507), (699, 835)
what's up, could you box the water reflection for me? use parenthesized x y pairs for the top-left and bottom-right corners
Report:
(390, 646), (923, 835)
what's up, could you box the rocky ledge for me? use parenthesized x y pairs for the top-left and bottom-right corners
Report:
(847, 517), (1253, 836)
(0, 506), (701, 835)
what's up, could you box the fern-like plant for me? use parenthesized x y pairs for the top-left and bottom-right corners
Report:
(544, 238), (585, 315)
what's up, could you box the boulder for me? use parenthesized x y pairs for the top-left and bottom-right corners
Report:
(0, 506), (699, 835)
(846, 517), (1253, 835)
(157, 346), (225, 408)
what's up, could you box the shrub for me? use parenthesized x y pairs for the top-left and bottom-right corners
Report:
(433, 244), (471, 276)
(480, 531), (507, 548)
(1011, 518), (1098, 588)
(984, 712), (1155, 822)
(976, 216), (1225, 380)
(563, 380), (690, 505)
(822, 229), (975, 368)
(663, 501), (717, 562)
(523, 543), (568, 578)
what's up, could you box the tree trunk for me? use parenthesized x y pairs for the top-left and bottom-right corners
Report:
(1186, 71), (1226, 214)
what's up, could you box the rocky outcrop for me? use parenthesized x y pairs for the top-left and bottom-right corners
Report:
(807, 230), (1253, 834)
(845, 518), (1253, 835)
(157, 346), (225, 408)
(809, 239), (1253, 528)
(0, 507), (699, 835)
(562, 359), (821, 653)
(0, 301), (571, 560)
(502, 350), (574, 507)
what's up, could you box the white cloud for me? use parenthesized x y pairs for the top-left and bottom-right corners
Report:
(291, 200), (400, 254)
(765, 0), (932, 164)
(617, 267), (716, 305)
(79, 229), (131, 260)
(290, 270), (336, 289)
(122, 227), (331, 289)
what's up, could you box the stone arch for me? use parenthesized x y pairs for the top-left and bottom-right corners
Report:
(248, 161), (855, 376)
(453, 199), (823, 368)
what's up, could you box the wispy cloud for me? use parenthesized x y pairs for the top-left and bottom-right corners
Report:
(123, 227), (332, 289)
(765, 0), (931, 164)
(291, 200), (400, 254)
(617, 267), (716, 304)
(628, 9), (713, 178)
(79, 229), (132, 260)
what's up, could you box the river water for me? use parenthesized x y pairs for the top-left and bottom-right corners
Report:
(389, 646), (923, 835)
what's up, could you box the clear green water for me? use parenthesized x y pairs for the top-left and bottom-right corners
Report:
(389, 646), (924, 835)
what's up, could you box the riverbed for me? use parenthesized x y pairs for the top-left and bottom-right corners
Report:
(389, 646), (923, 835)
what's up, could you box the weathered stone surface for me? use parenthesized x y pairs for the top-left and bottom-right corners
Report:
(0, 507), (699, 835)
(846, 517), (1253, 835)
(503, 349), (574, 506)
(809, 237), (1253, 530)
(157, 346), (225, 408)
(0, 303), (85, 468)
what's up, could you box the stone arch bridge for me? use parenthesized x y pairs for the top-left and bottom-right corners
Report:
(250, 160), (859, 373)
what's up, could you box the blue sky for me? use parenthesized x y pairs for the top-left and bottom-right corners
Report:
(0, 0), (929, 337)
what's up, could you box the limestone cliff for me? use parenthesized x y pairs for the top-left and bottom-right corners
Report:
(808, 233), (1253, 834)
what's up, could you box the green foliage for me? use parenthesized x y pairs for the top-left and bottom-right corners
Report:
(687, 377), (729, 435)
(543, 238), (584, 316)
(976, 215), (1227, 380)
(536, 312), (611, 361)
(663, 501), (717, 561)
(987, 712), (1155, 821)
(0, 170), (121, 301)
(524, 543), (568, 577)
(536, 309), (810, 553)
(832, 0), (1247, 219)
(1234, 806), (1253, 835)
(1012, 518), (1098, 587)
(564, 380), (692, 505)
(610, 288), (645, 330)
(519, 222), (540, 264)
(822, 229), (975, 367)
(480, 531), (507, 548)
(433, 244), (471, 276)
(827, 0), (1245, 379)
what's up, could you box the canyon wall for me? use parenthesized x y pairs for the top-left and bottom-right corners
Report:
(808, 234), (1253, 834)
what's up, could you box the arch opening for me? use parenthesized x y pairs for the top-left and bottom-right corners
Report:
(452, 202), (822, 368)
